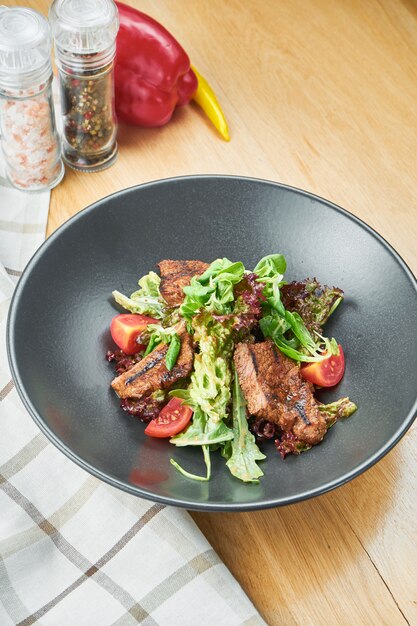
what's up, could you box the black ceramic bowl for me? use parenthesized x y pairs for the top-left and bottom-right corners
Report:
(7, 176), (417, 511)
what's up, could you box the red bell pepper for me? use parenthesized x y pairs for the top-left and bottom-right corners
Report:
(114, 1), (230, 140)
(114, 1), (197, 127)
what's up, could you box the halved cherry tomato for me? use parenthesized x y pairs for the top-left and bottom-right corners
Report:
(110, 313), (158, 355)
(144, 397), (193, 438)
(300, 344), (345, 387)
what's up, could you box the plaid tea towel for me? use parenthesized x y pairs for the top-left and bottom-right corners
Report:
(0, 164), (264, 626)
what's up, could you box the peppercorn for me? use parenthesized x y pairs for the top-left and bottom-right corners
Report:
(60, 60), (117, 166)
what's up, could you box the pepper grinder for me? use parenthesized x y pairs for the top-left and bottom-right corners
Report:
(49, 0), (119, 172)
(0, 7), (64, 190)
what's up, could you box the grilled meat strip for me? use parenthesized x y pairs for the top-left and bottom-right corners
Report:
(158, 259), (209, 306)
(234, 340), (326, 445)
(111, 321), (193, 399)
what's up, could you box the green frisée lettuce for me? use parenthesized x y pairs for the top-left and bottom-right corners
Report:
(170, 314), (234, 446)
(222, 371), (266, 483)
(112, 271), (166, 318)
(169, 318), (265, 483)
(168, 314), (234, 481)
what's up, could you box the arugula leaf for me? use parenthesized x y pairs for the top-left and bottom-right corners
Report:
(170, 445), (211, 481)
(224, 371), (266, 483)
(112, 271), (165, 318)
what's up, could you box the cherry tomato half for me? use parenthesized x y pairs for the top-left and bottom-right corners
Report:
(300, 344), (345, 387)
(144, 398), (193, 438)
(110, 313), (158, 355)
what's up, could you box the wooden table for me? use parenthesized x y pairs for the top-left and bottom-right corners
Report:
(11, 0), (417, 623)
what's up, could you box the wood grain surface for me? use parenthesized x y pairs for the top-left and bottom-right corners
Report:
(7, 0), (417, 623)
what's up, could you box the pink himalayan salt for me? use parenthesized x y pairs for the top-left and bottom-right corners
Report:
(0, 86), (62, 190)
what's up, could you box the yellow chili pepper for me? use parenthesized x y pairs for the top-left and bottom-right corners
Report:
(191, 66), (230, 141)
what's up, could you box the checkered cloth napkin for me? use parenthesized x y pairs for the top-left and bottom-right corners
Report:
(0, 163), (264, 625)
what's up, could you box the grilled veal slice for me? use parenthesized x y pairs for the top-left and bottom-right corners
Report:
(158, 259), (209, 306)
(111, 321), (193, 399)
(233, 340), (326, 445)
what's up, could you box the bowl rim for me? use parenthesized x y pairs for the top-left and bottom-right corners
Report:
(6, 174), (417, 511)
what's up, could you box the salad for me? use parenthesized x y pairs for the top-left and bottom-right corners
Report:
(107, 255), (357, 483)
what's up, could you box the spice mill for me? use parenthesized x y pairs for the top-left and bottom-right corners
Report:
(49, 0), (119, 172)
(0, 7), (64, 191)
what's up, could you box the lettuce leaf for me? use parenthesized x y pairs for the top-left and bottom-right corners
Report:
(254, 254), (287, 278)
(180, 258), (245, 319)
(280, 279), (344, 333)
(170, 445), (212, 482)
(256, 258), (341, 363)
(142, 323), (181, 370)
(254, 254), (286, 316)
(170, 314), (234, 447)
(170, 407), (234, 446)
(261, 312), (340, 362)
(318, 397), (357, 428)
(112, 271), (166, 318)
(223, 371), (266, 483)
